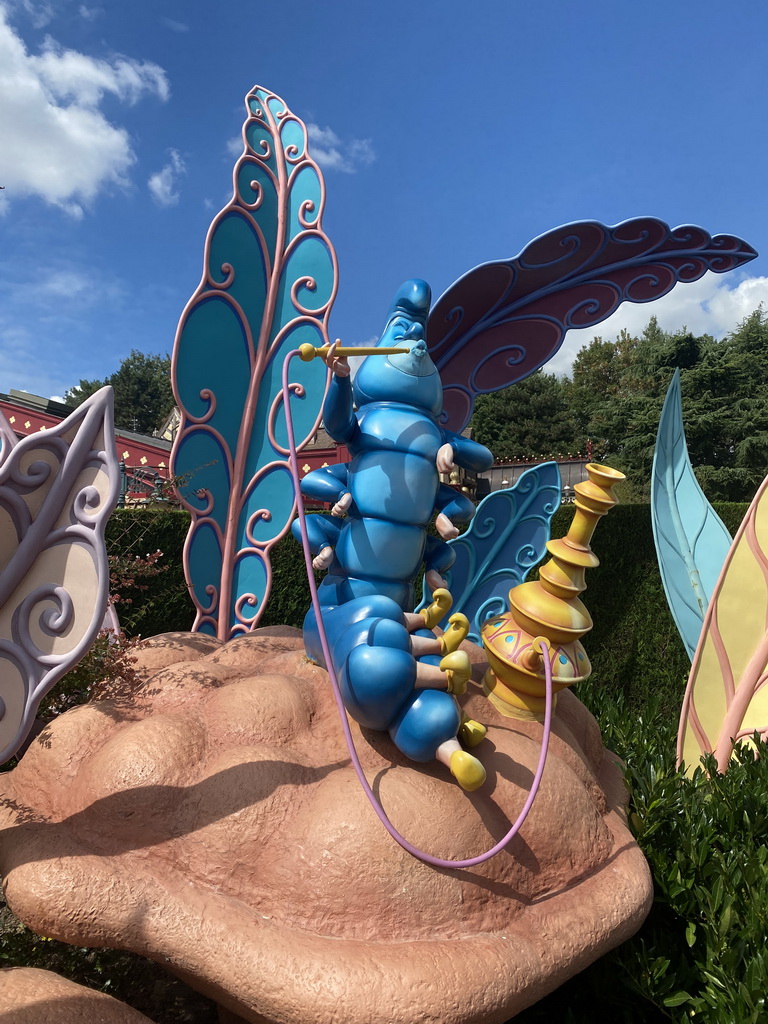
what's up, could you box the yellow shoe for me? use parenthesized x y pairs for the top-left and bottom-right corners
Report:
(440, 651), (470, 695)
(459, 714), (487, 748)
(439, 613), (470, 655)
(420, 588), (452, 630)
(449, 750), (486, 791)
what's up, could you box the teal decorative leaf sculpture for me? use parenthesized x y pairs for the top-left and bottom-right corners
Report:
(652, 368), (732, 661)
(171, 86), (338, 639)
(419, 462), (561, 643)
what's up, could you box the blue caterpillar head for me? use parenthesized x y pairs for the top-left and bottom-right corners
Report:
(353, 280), (443, 417)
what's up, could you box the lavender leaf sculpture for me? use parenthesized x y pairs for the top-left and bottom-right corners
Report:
(427, 219), (758, 433)
(652, 368), (732, 661)
(0, 387), (119, 763)
(417, 463), (562, 644)
(171, 85), (338, 639)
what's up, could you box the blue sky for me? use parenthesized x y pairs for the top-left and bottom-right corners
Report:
(1, 0), (767, 401)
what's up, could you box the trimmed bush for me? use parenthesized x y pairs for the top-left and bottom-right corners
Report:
(106, 508), (193, 636)
(515, 678), (768, 1023)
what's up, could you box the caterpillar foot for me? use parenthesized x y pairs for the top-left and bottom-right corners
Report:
(440, 650), (470, 695)
(331, 491), (352, 517)
(439, 613), (469, 655)
(449, 750), (486, 792)
(312, 546), (334, 571)
(420, 587), (452, 630)
(459, 714), (487, 748)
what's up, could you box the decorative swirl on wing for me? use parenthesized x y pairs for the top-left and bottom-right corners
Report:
(417, 463), (562, 644)
(0, 388), (119, 763)
(428, 217), (758, 433)
(171, 85), (338, 640)
(17, 583), (75, 650)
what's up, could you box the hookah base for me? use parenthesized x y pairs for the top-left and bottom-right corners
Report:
(482, 667), (555, 722)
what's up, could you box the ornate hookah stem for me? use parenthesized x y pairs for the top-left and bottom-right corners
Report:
(481, 463), (625, 719)
(539, 463), (626, 604)
(510, 463), (625, 649)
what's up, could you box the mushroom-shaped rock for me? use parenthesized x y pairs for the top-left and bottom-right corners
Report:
(0, 968), (156, 1023)
(0, 628), (652, 1024)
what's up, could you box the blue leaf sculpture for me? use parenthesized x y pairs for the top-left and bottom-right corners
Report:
(652, 368), (732, 661)
(419, 462), (562, 643)
(171, 86), (337, 639)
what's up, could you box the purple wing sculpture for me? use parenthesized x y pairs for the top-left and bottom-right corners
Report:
(0, 388), (120, 763)
(427, 218), (758, 432)
(171, 85), (337, 639)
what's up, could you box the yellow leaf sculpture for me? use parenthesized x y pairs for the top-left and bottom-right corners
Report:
(678, 473), (768, 773)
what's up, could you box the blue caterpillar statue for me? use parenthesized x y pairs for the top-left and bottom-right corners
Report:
(292, 279), (494, 790)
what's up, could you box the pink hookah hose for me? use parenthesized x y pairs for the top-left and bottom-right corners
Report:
(282, 350), (554, 868)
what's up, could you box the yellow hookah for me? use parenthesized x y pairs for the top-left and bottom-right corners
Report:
(481, 463), (625, 720)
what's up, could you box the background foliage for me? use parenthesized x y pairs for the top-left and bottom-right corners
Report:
(104, 508), (193, 637)
(472, 306), (768, 502)
(64, 349), (175, 436)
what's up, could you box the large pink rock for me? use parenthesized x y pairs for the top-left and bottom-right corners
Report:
(0, 628), (651, 1024)
(0, 967), (155, 1023)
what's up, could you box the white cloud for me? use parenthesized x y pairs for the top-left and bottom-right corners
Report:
(37, 268), (91, 298)
(0, 5), (169, 214)
(548, 272), (768, 376)
(16, 0), (55, 28)
(226, 134), (242, 157)
(307, 123), (375, 174)
(148, 149), (186, 206)
(78, 4), (102, 21)
(162, 17), (189, 33)
(31, 35), (169, 106)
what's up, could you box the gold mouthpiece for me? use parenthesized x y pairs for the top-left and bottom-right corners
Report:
(298, 343), (410, 362)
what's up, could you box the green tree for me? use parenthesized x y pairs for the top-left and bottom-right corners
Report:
(471, 369), (582, 461)
(65, 350), (174, 435)
(64, 378), (106, 406)
(685, 307), (768, 500)
(471, 307), (768, 503)
(569, 308), (768, 501)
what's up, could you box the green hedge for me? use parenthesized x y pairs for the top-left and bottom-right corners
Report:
(106, 501), (749, 719)
(110, 502), (749, 714)
(261, 502), (749, 718)
(106, 508), (193, 637)
(552, 502), (747, 717)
